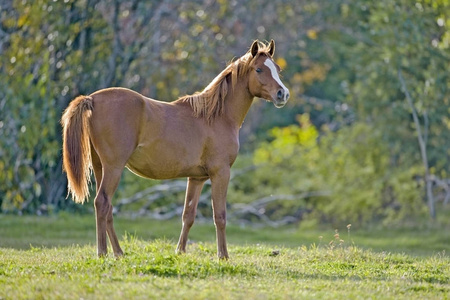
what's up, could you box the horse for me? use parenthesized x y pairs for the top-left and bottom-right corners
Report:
(61, 40), (290, 259)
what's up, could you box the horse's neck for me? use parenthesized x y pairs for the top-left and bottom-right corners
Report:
(224, 80), (254, 128)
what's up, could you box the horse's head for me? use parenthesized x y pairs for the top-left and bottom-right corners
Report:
(247, 40), (290, 108)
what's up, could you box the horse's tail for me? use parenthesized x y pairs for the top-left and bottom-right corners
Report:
(61, 95), (94, 204)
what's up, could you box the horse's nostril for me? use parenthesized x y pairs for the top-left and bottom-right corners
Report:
(277, 90), (283, 100)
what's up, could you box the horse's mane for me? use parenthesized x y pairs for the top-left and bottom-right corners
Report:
(176, 41), (273, 123)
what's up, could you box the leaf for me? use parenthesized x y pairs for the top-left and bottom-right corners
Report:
(18, 15), (28, 27)
(276, 57), (287, 70)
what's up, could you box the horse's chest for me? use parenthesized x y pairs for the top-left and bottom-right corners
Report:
(202, 135), (239, 167)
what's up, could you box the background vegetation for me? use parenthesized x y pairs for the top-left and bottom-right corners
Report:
(0, 0), (449, 228)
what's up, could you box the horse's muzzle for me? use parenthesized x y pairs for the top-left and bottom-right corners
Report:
(274, 88), (290, 108)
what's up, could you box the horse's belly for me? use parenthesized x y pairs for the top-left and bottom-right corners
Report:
(125, 144), (207, 179)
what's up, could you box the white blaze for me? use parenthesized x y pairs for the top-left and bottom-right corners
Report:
(264, 58), (289, 100)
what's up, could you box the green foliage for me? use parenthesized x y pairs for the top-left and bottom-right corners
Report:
(329, 0), (450, 219)
(234, 115), (427, 225)
(0, 0), (448, 225)
(0, 0), (111, 212)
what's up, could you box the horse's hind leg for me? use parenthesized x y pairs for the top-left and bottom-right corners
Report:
(176, 177), (207, 254)
(92, 158), (124, 257)
(91, 144), (103, 192)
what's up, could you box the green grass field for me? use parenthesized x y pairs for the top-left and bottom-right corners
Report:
(0, 215), (449, 299)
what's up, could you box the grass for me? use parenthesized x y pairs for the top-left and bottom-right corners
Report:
(0, 215), (449, 299)
(1, 214), (449, 256)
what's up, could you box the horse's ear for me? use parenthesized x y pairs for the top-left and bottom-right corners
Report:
(268, 39), (275, 57)
(250, 40), (259, 57)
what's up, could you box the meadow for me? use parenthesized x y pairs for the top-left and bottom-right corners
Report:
(0, 215), (449, 299)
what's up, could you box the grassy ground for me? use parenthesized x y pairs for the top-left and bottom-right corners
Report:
(1, 214), (449, 256)
(0, 215), (449, 299)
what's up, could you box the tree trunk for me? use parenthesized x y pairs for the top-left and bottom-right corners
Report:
(398, 69), (435, 219)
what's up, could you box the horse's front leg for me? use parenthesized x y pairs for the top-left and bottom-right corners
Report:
(210, 168), (231, 259)
(176, 177), (207, 254)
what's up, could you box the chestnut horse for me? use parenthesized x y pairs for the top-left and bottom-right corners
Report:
(61, 40), (289, 259)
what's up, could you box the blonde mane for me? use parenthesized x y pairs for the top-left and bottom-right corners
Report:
(177, 41), (273, 123)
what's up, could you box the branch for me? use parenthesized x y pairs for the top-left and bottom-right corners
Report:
(114, 180), (187, 212)
(235, 191), (331, 210)
(229, 191), (331, 227)
(430, 175), (450, 205)
(114, 165), (330, 227)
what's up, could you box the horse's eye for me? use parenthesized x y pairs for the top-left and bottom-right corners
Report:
(256, 68), (262, 73)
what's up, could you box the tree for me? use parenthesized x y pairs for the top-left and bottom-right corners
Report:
(1, 0), (448, 225)
(316, 0), (450, 219)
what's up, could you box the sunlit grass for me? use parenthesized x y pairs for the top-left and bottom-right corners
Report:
(1, 237), (449, 299)
(1, 215), (449, 299)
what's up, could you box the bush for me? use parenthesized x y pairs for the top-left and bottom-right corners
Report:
(231, 114), (427, 226)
